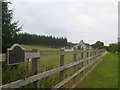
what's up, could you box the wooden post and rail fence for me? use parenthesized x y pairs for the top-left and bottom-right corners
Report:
(0, 44), (107, 89)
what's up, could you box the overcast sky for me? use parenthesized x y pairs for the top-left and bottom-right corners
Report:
(9, 0), (118, 45)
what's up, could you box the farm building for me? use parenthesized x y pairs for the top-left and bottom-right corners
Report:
(73, 40), (93, 50)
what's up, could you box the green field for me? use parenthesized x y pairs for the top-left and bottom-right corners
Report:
(2, 45), (101, 88)
(2, 45), (81, 88)
(76, 53), (118, 88)
(22, 45), (60, 51)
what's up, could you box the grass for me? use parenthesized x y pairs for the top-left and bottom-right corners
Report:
(2, 45), (94, 88)
(76, 52), (118, 88)
(22, 45), (60, 51)
(2, 45), (77, 88)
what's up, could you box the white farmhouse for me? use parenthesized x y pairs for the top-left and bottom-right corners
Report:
(73, 40), (93, 50)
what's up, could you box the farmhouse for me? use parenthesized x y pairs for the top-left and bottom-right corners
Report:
(73, 40), (93, 50)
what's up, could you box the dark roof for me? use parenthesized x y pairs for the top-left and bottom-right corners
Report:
(85, 43), (91, 46)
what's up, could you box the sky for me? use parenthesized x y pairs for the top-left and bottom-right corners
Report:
(8, 0), (118, 45)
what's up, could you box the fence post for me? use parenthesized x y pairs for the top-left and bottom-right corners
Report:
(89, 49), (90, 63)
(60, 49), (64, 81)
(93, 50), (94, 60)
(81, 50), (83, 59)
(87, 50), (89, 65)
(96, 50), (97, 59)
(73, 51), (77, 84)
(80, 49), (84, 80)
(32, 49), (40, 88)
(92, 49), (94, 62)
(96, 50), (98, 60)
(94, 50), (96, 60)
(81, 50), (84, 67)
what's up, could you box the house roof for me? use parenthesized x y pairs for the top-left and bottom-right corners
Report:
(78, 40), (92, 48)
(84, 43), (90, 46)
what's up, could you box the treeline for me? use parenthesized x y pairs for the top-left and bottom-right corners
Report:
(91, 41), (119, 54)
(17, 33), (68, 47)
(91, 41), (104, 49)
(104, 43), (119, 54)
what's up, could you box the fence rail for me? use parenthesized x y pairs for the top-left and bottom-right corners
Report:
(0, 44), (106, 89)
(0, 49), (104, 61)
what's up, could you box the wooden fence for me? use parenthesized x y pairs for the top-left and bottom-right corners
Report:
(0, 44), (107, 89)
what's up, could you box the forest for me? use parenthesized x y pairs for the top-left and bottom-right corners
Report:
(17, 33), (68, 47)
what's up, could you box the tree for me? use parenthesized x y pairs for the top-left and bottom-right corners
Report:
(108, 43), (118, 53)
(2, 1), (21, 53)
(91, 41), (104, 49)
(17, 33), (68, 47)
(118, 42), (120, 54)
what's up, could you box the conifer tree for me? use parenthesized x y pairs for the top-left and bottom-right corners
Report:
(2, 1), (21, 52)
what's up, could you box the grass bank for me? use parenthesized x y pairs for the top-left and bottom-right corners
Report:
(76, 52), (118, 88)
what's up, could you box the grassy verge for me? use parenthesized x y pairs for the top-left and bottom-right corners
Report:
(2, 45), (76, 88)
(76, 52), (118, 88)
(2, 45), (90, 88)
